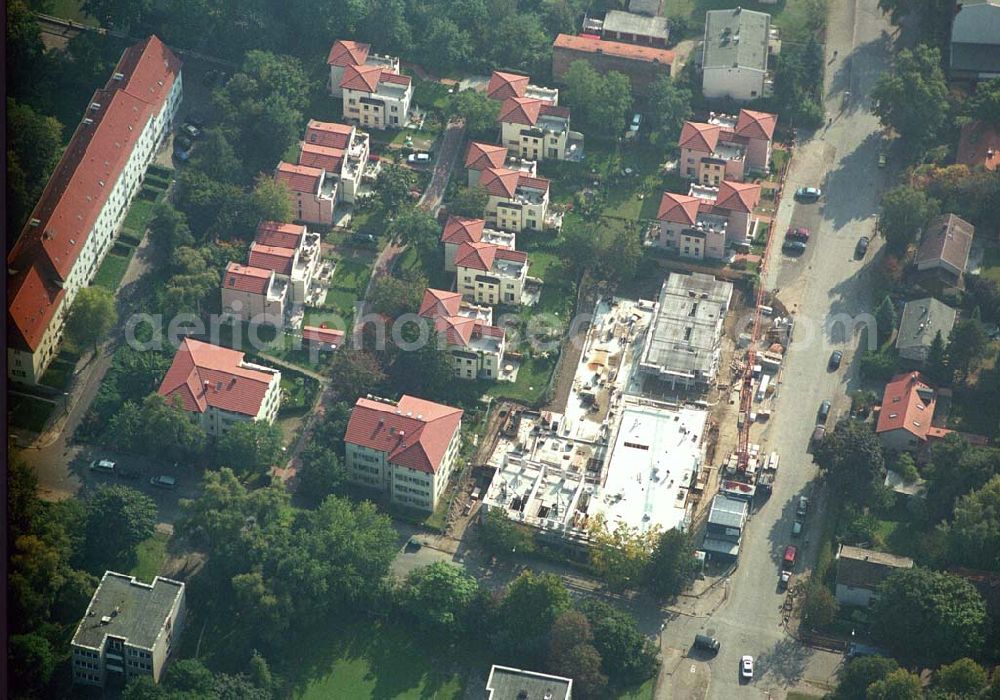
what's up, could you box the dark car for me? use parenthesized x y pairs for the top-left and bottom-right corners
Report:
(782, 240), (807, 254)
(694, 634), (720, 653)
(794, 187), (822, 202)
(173, 135), (193, 161)
(828, 350), (843, 370)
(855, 236), (870, 258)
(786, 227), (810, 241)
(818, 400), (832, 423)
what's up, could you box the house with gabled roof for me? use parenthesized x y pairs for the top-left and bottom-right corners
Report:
(158, 338), (281, 435)
(915, 213), (975, 291)
(486, 71), (559, 104)
(344, 394), (463, 510)
(835, 545), (914, 607)
(300, 119), (373, 203)
(418, 288), (506, 380)
(654, 180), (761, 258)
(949, 1), (1000, 81)
(455, 242), (530, 306)
(479, 167), (552, 233)
(875, 372), (938, 452)
(275, 162), (336, 226)
(340, 63), (413, 130)
(327, 39), (400, 97)
(499, 97), (583, 161)
(221, 262), (288, 324)
(7, 35), (182, 385)
(440, 216), (516, 271)
(464, 141), (537, 188)
(679, 109), (777, 183)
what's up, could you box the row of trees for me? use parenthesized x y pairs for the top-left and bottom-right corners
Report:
(833, 653), (999, 700)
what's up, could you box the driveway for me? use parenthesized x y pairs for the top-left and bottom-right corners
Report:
(658, 0), (894, 696)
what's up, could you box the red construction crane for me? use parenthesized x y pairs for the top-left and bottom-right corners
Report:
(736, 218), (777, 473)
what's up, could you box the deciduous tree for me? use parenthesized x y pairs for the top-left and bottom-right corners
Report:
(945, 475), (1000, 571)
(370, 273), (427, 319)
(447, 185), (489, 218)
(217, 420), (285, 477)
(833, 655), (900, 700)
(137, 393), (207, 462)
(872, 45), (950, 149)
(479, 508), (536, 556)
(644, 529), (699, 599)
(878, 185), (939, 254)
(947, 319), (989, 384)
(587, 515), (656, 592)
(85, 484), (157, 567)
(373, 164), (416, 215)
(932, 657), (988, 697)
(494, 572), (571, 664)
(66, 286), (117, 351)
(8, 633), (57, 694)
(6, 98), (63, 234)
(296, 446), (346, 503)
(446, 89), (500, 141)
(577, 599), (660, 686)
(401, 562), (479, 634)
(867, 669), (923, 700)
(328, 350), (387, 404)
(814, 421), (886, 506)
(646, 76), (692, 144)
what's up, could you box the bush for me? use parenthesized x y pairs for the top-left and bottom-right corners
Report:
(118, 230), (142, 247)
(111, 242), (133, 256)
(859, 350), (899, 382)
(139, 186), (161, 201)
(147, 164), (174, 179)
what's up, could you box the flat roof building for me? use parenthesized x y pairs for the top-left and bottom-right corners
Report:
(486, 665), (573, 700)
(602, 10), (670, 47)
(71, 572), (186, 687)
(702, 8), (772, 101)
(896, 297), (957, 364)
(637, 273), (734, 391)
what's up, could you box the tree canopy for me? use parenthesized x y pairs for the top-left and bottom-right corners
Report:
(878, 185), (940, 255)
(65, 287), (118, 351)
(85, 484), (157, 569)
(401, 562), (479, 635)
(814, 421), (886, 506)
(872, 44), (950, 149)
(217, 421), (285, 478)
(945, 474), (1000, 571)
(561, 61), (633, 139)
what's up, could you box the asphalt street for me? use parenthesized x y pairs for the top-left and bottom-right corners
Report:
(659, 0), (894, 696)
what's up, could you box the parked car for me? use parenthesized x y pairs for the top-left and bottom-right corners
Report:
(740, 655), (754, 680)
(792, 520), (803, 537)
(90, 459), (116, 472)
(818, 400), (831, 423)
(149, 475), (177, 489)
(794, 187), (822, 202)
(173, 135), (193, 161)
(797, 496), (810, 517)
(783, 545), (798, 569)
(855, 236), (870, 259)
(782, 240), (807, 254)
(186, 112), (206, 129)
(828, 350), (843, 370)
(694, 634), (720, 653)
(407, 152), (431, 164)
(352, 232), (376, 246)
(786, 227), (810, 241)
(811, 425), (826, 444)
(629, 113), (642, 132)
(878, 152), (887, 168)
(181, 123), (202, 139)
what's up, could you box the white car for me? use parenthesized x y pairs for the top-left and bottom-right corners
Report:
(89, 459), (116, 472)
(740, 655), (754, 679)
(407, 152), (430, 164)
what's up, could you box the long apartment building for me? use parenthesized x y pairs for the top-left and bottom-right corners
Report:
(679, 109), (777, 183)
(71, 572), (186, 687)
(327, 39), (400, 97)
(221, 221), (321, 323)
(344, 394), (463, 511)
(655, 180), (761, 259)
(499, 97), (582, 162)
(465, 141), (537, 188)
(157, 337), (281, 436)
(418, 288), (506, 380)
(455, 242), (530, 306)
(479, 167), (551, 233)
(7, 36), (182, 384)
(340, 63), (413, 130)
(440, 215), (516, 272)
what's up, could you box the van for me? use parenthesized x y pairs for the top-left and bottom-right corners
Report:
(150, 475), (177, 489)
(694, 634), (720, 653)
(90, 459), (116, 472)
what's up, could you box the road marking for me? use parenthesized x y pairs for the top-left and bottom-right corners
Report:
(690, 665), (697, 673)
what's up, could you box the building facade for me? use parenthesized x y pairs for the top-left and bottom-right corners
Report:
(221, 263), (287, 324)
(702, 8), (772, 101)
(72, 572), (186, 687)
(275, 162), (336, 226)
(480, 168), (551, 233)
(158, 338), (281, 436)
(8, 36), (182, 385)
(418, 288), (506, 380)
(344, 395), (463, 511)
(835, 545), (914, 607)
(552, 33), (673, 93)
(301, 119), (372, 203)
(875, 372), (937, 452)
(327, 39), (400, 97)
(341, 64), (413, 130)
(679, 109), (777, 183)
(499, 98), (581, 161)
(455, 242), (530, 306)
(654, 181), (761, 259)
(486, 71), (559, 104)
(440, 215), (516, 272)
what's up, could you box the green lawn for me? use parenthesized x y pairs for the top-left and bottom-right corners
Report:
(663, 0), (827, 42)
(130, 531), (170, 583)
(123, 197), (158, 233)
(393, 246), (451, 290)
(787, 693), (824, 700)
(48, 0), (98, 25)
(93, 251), (132, 290)
(290, 621), (468, 700)
(487, 356), (557, 405)
(10, 394), (56, 433)
(317, 255), (376, 323)
(40, 357), (76, 390)
(617, 680), (655, 700)
(979, 247), (1000, 284)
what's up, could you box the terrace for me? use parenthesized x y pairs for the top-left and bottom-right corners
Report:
(514, 184), (547, 205)
(712, 140), (746, 161)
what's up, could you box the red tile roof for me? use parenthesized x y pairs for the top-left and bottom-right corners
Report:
(327, 40), (370, 67)
(255, 221), (306, 250)
(380, 71), (411, 86)
(302, 325), (345, 347)
(455, 242), (527, 272)
(345, 395), (463, 474)
(474, 322), (505, 339)
(679, 121), (721, 152)
(517, 174), (550, 193)
(223, 262), (273, 295)
(499, 97), (543, 126)
(7, 35), (180, 353)
(496, 247), (528, 263)
(441, 216), (486, 245)
(553, 33), (674, 64)
(435, 314), (477, 346)
(715, 181), (760, 213)
(735, 109), (778, 141)
(340, 63), (382, 92)
(419, 288), (463, 318)
(248, 243), (295, 276)
(875, 372), (937, 440)
(299, 143), (345, 172)
(479, 167), (521, 198)
(487, 71), (530, 100)
(304, 120), (353, 150)
(158, 338), (277, 417)
(916, 214), (974, 273)
(957, 121), (1000, 171)
(275, 161), (323, 194)
(657, 192), (701, 224)
(465, 142), (508, 171)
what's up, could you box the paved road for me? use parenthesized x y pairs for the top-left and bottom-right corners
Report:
(659, 0), (894, 697)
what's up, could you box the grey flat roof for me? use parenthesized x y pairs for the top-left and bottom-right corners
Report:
(628, 0), (664, 16)
(950, 43), (1000, 75)
(707, 493), (747, 529)
(486, 665), (573, 700)
(640, 273), (733, 380)
(702, 536), (741, 557)
(704, 7), (770, 71)
(896, 297), (956, 353)
(72, 572), (183, 650)
(604, 10), (670, 40)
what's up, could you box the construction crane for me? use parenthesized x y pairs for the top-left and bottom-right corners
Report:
(736, 216), (778, 473)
